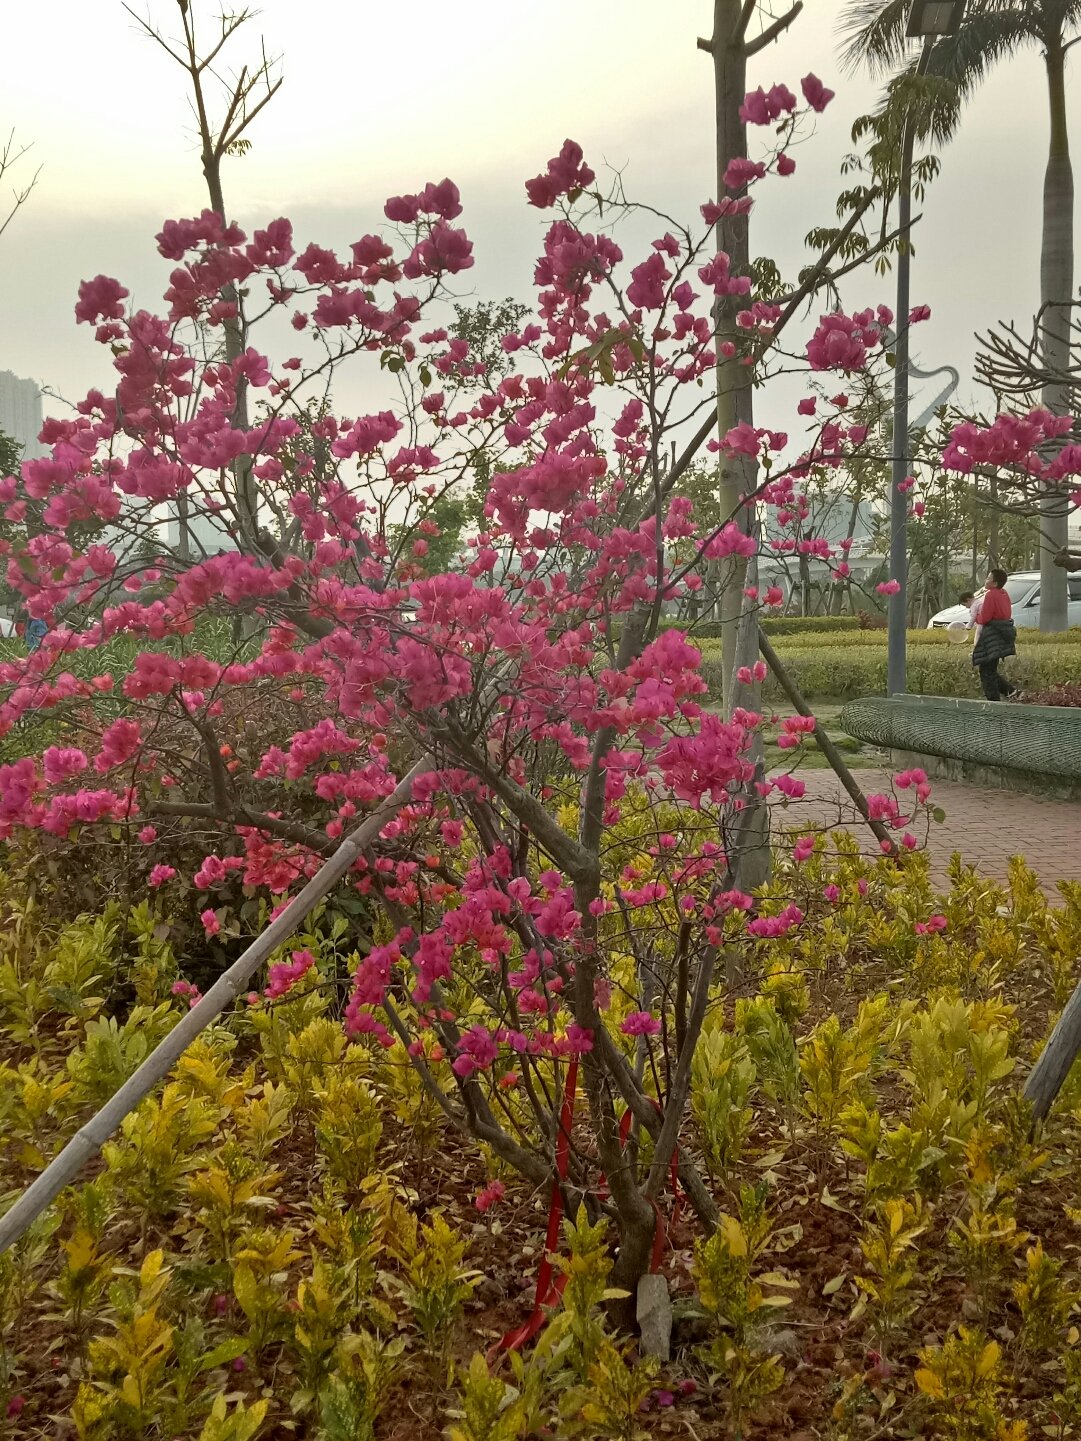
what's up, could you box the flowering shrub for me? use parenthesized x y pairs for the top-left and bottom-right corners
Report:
(1, 72), (1080, 1291)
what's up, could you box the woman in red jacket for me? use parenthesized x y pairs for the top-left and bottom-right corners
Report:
(971, 569), (1017, 700)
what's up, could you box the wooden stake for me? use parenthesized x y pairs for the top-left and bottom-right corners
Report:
(1024, 979), (1081, 1124)
(757, 626), (897, 855)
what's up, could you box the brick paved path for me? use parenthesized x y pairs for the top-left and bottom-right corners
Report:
(772, 768), (1081, 890)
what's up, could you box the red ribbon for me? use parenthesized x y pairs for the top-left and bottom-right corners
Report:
(488, 1058), (579, 1359)
(490, 1072), (681, 1359)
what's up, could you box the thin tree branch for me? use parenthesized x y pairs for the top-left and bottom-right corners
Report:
(734, 0), (758, 43)
(746, 1), (803, 56)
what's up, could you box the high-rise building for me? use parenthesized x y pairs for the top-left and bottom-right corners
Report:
(165, 500), (231, 558)
(0, 371), (45, 461)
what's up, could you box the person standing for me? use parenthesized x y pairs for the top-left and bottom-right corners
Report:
(24, 616), (47, 653)
(971, 569), (1017, 701)
(958, 590), (979, 628)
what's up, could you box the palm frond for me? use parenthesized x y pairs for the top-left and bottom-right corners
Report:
(837, 0), (913, 78)
(927, 9), (1037, 100)
(840, 1), (1043, 138)
(976, 0), (1081, 45)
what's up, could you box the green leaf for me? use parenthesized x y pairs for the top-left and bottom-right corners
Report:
(232, 1262), (259, 1321)
(932, 807), (946, 824)
(197, 1335), (250, 1373)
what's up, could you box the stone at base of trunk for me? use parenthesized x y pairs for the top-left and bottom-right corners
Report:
(637, 1273), (673, 1361)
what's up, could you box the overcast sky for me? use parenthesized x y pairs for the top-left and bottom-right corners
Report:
(0, 0), (1071, 434)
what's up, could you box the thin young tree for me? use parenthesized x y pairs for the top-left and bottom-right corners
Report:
(124, 1), (283, 550)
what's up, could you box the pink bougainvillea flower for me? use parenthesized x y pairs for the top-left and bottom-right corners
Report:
(75, 275), (129, 325)
(525, 139), (595, 207)
(724, 156), (767, 191)
(915, 914), (948, 935)
(265, 948), (316, 1000)
(701, 196), (754, 225)
(475, 1180), (506, 1212)
(621, 1010), (662, 1037)
(801, 73), (835, 112)
(806, 311), (880, 372)
(739, 84), (797, 125)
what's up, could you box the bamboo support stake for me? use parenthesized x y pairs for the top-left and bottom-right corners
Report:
(757, 627), (897, 856)
(0, 758), (431, 1256)
(1024, 978), (1081, 1124)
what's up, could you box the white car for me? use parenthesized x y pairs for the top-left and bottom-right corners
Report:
(928, 571), (1081, 630)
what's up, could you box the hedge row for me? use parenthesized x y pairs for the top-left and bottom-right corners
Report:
(698, 640), (1081, 702)
(753, 627), (1081, 652)
(664, 617), (1081, 647)
(658, 614), (868, 639)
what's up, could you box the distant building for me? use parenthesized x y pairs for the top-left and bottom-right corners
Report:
(165, 502), (230, 558)
(763, 490), (878, 555)
(0, 371), (45, 460)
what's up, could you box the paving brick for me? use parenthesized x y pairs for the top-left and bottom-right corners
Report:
(770, 767), (1081, 892)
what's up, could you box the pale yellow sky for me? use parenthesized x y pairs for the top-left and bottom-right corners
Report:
(0, 0), (1070, 427)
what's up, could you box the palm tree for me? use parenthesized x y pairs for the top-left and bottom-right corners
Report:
(839, 0), (1081, 631)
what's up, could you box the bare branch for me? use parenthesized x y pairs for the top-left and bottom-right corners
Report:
(746, 1), (803, 56)
(734, 0), (758, 43)
(0, 130), (41, 242)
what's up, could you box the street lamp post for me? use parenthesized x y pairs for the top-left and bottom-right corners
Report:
(887, 0), (966, 695)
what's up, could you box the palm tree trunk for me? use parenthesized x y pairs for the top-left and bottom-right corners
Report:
(1039, 27), (1074, 631)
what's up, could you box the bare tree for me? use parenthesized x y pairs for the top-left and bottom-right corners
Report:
(123, 2), (283, 549)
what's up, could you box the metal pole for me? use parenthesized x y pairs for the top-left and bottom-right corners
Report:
(888, 36), (935, 696)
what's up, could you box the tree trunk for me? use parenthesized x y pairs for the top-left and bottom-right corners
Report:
(1038, 30), (1074, 632)
(988, 475), (1000, 568)
(834, 493), (862, 615)
(799, 552), (812, 616)
(709, 0), (756, 709)
(704, 1), (772, 893)
(176, 486), (192, 563)
(941, 476), (950, 607)
(201, 155), (260, 550)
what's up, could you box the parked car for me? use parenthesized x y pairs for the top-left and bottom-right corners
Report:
(928, 571), (1081, 630)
